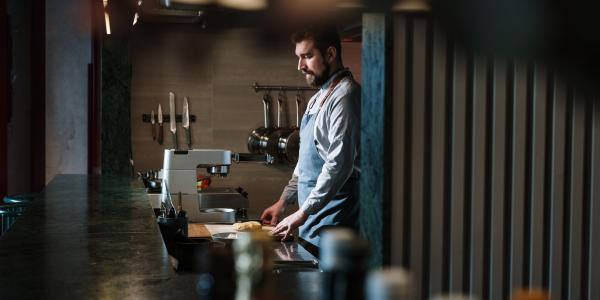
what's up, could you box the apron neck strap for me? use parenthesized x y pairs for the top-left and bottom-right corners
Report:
(315, 70), (352, 109)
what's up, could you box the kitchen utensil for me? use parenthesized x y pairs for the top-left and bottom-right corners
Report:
(247, 93), (274, 154)
(169, 92), (178, 149)
(157, 104), (164, 145)
(277, 91), (302, 164)
(198, 208), (236, 223)
(183, 97), (191, 149)
(151, 109), (156, 140)
(266, 91), (293, 157)
(212, 230), (286, 244)
(212, 232), (239, 244)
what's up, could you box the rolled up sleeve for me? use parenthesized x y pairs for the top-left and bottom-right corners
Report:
(280, 164), (299, 205)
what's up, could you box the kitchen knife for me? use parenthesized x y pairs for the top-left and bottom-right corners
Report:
(169, 92), (178, 149)
(157, 104), (164, 145)
(150, 109), (156, 140)
(183, 97), (191, 149)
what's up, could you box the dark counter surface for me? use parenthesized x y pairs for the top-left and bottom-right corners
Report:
(0, 175), (321, 299)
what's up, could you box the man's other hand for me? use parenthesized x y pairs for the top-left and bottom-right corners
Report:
(260, 200), (286, 225)
(271, 210), (308, 241)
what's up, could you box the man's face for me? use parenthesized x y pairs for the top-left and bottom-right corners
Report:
(295, 39), (330, 87)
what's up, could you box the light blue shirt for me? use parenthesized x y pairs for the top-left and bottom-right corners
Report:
(280, 69), (361, 215)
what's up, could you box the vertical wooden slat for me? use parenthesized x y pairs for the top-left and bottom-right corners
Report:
(409, 17), (427, 300)
(391, 14), (407, 268)
(470, 54), (487, 299)
(549, 79), (567, 299)
(402, 15), (414, 269)
(509, 62), (528, 295)
(588, 99), (600, 300)
(542, 70), (556, 289)
(523, 63), (535, 286)
(429, 21), (448, 296)
(581, 97), (593, 300)
(421, 17), (434, 298)
(561, 87), (574, 300)
(448, 41), (465, 295)
(482, 56), (496, 300)
(503, 59), (516, 300)
(490, 58), (507, 300)
(530, 66), (548, 287)
(567, 94), (586, 300)
(462, 50), (475, 295)
(442, 33), (454, 292)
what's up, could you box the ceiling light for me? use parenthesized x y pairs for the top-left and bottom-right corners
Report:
(216, 0), (267, 10)
(170, 0), (214, 5)
(132, 12), (139, 25)
(104, 12), (111, 35)
(392, 0), (430, 12)
(335, 0), (363, 9)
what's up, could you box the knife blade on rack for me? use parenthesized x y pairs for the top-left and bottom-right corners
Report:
(157, 104), (164, 145)
(183, 97), (191, 149)
(151, 109), (156, 140)
(169, 92), (178, 150)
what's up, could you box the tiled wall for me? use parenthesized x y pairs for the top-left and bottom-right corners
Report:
(130, 24), (360, 215)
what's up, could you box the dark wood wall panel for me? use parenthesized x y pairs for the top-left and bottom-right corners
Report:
(0, 1), (7, 198)
(391, 14), (600, 300)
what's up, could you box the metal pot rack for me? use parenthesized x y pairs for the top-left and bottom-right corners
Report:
(252, 82), (318, 93)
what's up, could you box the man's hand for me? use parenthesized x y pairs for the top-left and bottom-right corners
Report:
(260, 200), (286, 225)
(271, 210), (308, 241)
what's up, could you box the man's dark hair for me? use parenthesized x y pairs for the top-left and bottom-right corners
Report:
(291, 25), (342, 62)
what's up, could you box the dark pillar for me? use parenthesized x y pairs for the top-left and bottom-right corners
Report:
(31, 0), (45, 191)
(89, 0), (102, 174)
(360, 13), (392, 267)
(0, 1), (8, 198)
(101, 1), (133, 176)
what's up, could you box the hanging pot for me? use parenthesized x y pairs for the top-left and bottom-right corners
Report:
(266, 91), (294, 158)
(247, 93), (273, 154)
(277, 91), (302, 164)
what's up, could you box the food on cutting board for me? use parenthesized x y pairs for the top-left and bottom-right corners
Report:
(233, 221), (262, 232)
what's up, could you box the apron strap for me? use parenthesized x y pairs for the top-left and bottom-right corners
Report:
(317, 70), (353, 109)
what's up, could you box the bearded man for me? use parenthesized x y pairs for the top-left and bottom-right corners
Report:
(261, 25), (361, 256)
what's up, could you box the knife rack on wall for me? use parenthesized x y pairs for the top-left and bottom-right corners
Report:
(141, 114), (196, 123)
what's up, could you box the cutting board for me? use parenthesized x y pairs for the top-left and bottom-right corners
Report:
(188, 223), (275, 238)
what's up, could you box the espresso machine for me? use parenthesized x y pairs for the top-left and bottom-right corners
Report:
(161, 149), (273, 223)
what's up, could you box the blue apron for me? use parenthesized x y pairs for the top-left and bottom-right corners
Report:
(297, 105), (359, 250)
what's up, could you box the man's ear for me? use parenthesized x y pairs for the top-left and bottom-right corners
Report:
(326, 46), (337, 63)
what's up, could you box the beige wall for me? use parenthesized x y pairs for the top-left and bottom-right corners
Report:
(130, 24), (360, 216)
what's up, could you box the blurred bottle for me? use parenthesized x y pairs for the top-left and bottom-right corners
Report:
(196, 245), (235, 300)
(233, 231), (274, 300)
(366, 267), (412, 300)
(430, 293), (476, 300)
(512, 288), (551, 300)
(320, 228), (370, 300)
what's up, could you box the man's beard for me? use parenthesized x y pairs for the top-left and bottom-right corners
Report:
(304, 63), (331, 88)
